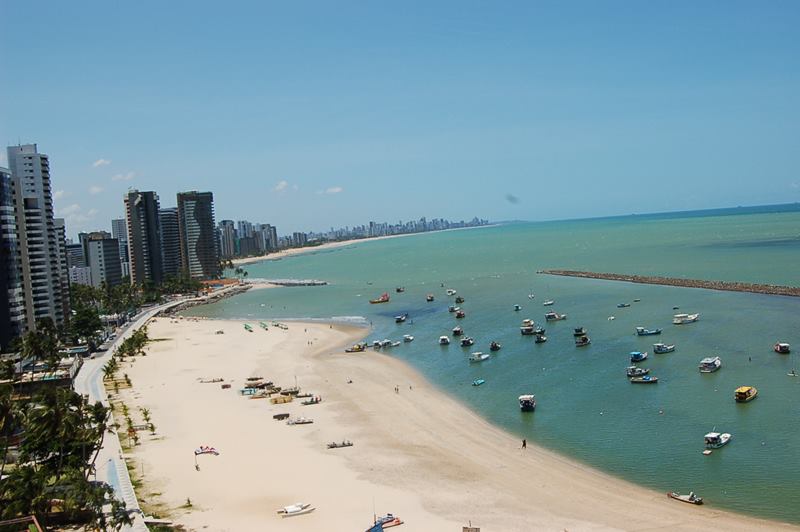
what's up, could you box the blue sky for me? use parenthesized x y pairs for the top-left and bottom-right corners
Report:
(2, 1), (799, 238)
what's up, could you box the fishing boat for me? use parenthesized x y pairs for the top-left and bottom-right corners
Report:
(673, 313), (700, 324)
(489, 341), (502, 351)
(704, 432), (732, 449)
(573, 327), (587, 337)
(635, 327), (662, 336)
(542, 300), (554, 306)
(514, 304), (522, 311)
(734, 386), (758, 402)
(630, 375), (658, 384)
(667, 492), (703, 505)
(439, 336), (450, 345)
(519, 394), (536, 411)
(446, 288), (457, 296)
(366, 514), (404, 531)
(630, 351), (648, 362)
(389, 341), (401, 347)
(544, 311), (567, 321)
(533, 326), (546, 335)
(370, 292), (390, 304)
(698, 356), (722, 373)
(626, 366), (649, 377)
(301, 396), (322, 405)
(395, 286), (405, 293)
(403, 334), (414, 342)
(472, 378), (486, 386)
(653, 343), (675, 354)
(448, 305), (457, 313)
(452, 326), (464, 336)
(345, 343), (367, 353)
(277, 502), (315, 517)
(460, 337), (475, 347)
(426, 294), (435, 302)
(455, 310), (466, 319)
(286, 417), (314, 425)
(394, 314), (408, 323)
(575, 336), (591, 347)
(243, 323), (253, 332)
(469, 352), (489, 362)
(774, 342), (791, 354)
(617, 303), (630, 308)
(535, 334), (547, 343)
(455, 296), (465, 304)
(327, 440), (353, 449)
(520, 318), (536, 335)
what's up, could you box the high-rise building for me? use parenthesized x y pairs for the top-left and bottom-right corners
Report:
(66, 242), (86, 268)
(84, 232), (123, 288)
(111, 217), (129, 268)
(0, 167), (25, 349)
(237, 220), (254, 240)
(7, 144), (67, 329)
(159, 207), (181, 278)
(53, 218), (70, 319)
(218, 219), (236, 258)
(124, 190), (164, 285)
(177, 191), (219, 279)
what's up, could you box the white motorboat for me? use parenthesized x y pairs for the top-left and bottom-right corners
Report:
(519, 394), (536, 411)
(673, 313), (700, 325)
(439, 336), (450, 345)
(403, 334), (414, 342)
(698, 356), (721, 373)
(446, 288), (457, 296)
(542, 300), (554, 306)
(469, 351), (489, 362)
(277, 502), (315, 517)
(704, 431), (732, 449)
(514, 304), (522, 311)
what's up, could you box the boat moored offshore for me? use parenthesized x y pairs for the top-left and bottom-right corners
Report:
(774, 342), (791, 354)
(635, 327), (662, 336)
(369, 292), (390, 304)
(630, 375), (658, 384)
(734, 386), (758, 402)
(673, 313), (700, 325)
(630, 351), (648, 362)
(626, 366), (650, 377)
(519, 394), (536, 411)
(439, 336), (450, 345)
(469, 352), (489, 362)
(704, 432), (732, 449)
(698, 356), (721, 373)
(544, 311), (567, 321)
(460, 337), (475, 347)
(653, 343), (675, 354)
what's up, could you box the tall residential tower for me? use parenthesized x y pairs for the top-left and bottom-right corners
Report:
(124, 190), (164, 285)
(177, 191), (219, 279)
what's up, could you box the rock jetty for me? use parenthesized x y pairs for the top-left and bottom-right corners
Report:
(539, 269), (800, 297)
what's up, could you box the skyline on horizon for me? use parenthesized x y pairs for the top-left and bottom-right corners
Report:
(2, 1), (799, 236)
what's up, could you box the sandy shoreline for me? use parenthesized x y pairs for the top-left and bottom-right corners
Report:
(115, 316), (797, 531)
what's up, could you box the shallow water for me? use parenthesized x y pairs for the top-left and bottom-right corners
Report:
(186, 204), (800, 523)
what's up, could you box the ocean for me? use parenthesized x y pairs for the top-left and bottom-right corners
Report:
(185, 204), (800, 523)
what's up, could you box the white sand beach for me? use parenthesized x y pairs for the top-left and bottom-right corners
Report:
(118, 317), (796, 531)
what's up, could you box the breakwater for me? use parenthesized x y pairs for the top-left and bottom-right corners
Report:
(539, 269), (800, 297)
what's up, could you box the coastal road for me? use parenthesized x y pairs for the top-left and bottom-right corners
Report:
(73, 298), (191, 531)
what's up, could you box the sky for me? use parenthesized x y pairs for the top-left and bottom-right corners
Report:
(1, 1), (799, 239)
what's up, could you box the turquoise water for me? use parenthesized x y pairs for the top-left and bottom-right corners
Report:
(186, 205), (800, 523)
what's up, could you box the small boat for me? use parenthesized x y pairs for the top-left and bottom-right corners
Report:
(394, 314), (408, 323)
(372, 340), (382, 348)
(452, 326), (464, 336)
(544, 311), (567, 321)
(277, 502), (315, 517)
(520, 326), (536, 335)
(272, 413), (290, 420)
(630, 375), (658, 384)
(774, 342), (791, 354)
(542, 300), (554, 306)
(345, 343), (367, 353)
(327, 440), (353, 449)
(626, 366), (649, 377)
(704, 432), (731, 449)
(403, 334), (414, 342)
(528, 293), (535, 299)
(653, 343), (675, 354)
(489, 341), (502, 351)
(633, 299), (641, 302)
(519, 394), (536, 411)
(533, 326), (546, 335)
(635, 327), (662, 336)
(460, 337), (475, 347)
(389, 341), (401, 347)
(446, 288), (457, 296)
(472, 378), (486, 386)
(455, 296), (465, 304)
(469, 351), (489, 362)
(673, 313), (700, 324)
(608, 316), (615, 321)
(534, 334), (547, 343)
(630, 351), (648, 362)
(573, 327), (587, 337)
(734, 386), (758, 403)
(370, 292), (390, 304)
(448, 305), (457, 313)
(455, 310), (466, 319)
(380, 339), (393, 348)
(301, 396), (322, 405)
(367, 514), (404, 531)
(617, 303), (630, 308)
(426, 294), (435, 302)
(286, 417), (314, 425)
(514, 304), (522, 311)
(667, 492), (703, 505)
(699, 356), (721, 373)
(439, 336), (450, 345)
(395, 286), (405, 293)
(575, 336), (591, 347)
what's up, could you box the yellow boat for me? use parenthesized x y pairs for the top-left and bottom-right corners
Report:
(734, 386), (758, 403)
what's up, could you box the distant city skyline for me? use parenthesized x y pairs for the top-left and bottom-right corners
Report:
(2, 2), (799, 236)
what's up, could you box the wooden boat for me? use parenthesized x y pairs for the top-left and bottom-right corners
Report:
(469, 352), (489, 362)
(370, 292), (390, 304)
(734, 386), (757, 402)
(489, 341), (502, 351)
(277, 502), (315, 516)
(301, 396), (322, 405)
(272, 413), (290, 420)
(455, 296), (465, 304)
(774, 342), (791, 354)
(535, 334), (547, 343)
(426, 294), (434, 302)
(626, 366), (649, 377)
(630, 375), (658, 384)
(635, 327), (662, 336)
(519, 394), (536, 411)
(653, 343), (675, 354)
(667, 491), (703, 505)
(460, 337), (474, 347)
(630, 351), (648, 362)
(345, 343), (367, 353)
(573, 327), (587, 337)
(366, 514), (404, 531)
(544, 311), (567, 321)
(704, 431), (731, 449)
(452, 326), (463, 336)
(699, 356), (721, 373)
(439, 336), (450, 345)
(394, 314), (408, 323)
(455, 310), (466, 319)
(673, 313), (700, 324)
(286, 417), (314, 425)
(327, 440), (353, 449)
(575, 336), (591, 347)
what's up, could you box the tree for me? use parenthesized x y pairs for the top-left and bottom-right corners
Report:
(19, 318), (61, 374)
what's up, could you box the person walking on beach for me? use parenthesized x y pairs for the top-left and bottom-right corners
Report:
(522, 439), (527, 449)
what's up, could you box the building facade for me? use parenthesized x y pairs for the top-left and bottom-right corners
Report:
(84, 232), (123, 288)
(218, 219), (236, 258)
(177, 191), (219, 279)
(7, 144), (67, 330)
(124, 190), (164, 285)
(159, 207), (181, 278)
(0, 166), (25, 350)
